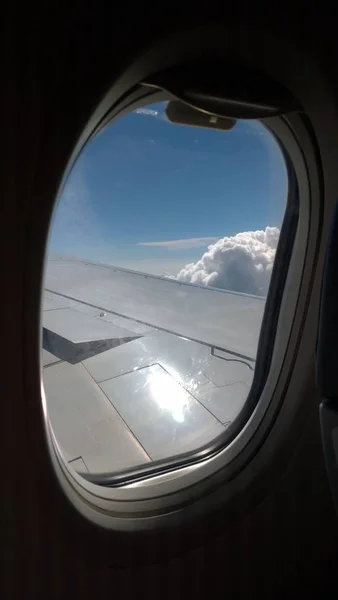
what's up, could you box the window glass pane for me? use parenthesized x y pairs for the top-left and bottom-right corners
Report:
(42, 101), (288, 478)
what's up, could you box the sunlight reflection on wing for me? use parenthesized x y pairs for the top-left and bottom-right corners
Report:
(147, 368), (190, 423)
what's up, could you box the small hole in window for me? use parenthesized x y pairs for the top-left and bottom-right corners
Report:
(41, 101), (288, 481)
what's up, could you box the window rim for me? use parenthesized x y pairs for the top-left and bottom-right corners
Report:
(40, 91), (316, 525)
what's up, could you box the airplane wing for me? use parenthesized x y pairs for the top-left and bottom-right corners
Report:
(42, 257), (264, 477)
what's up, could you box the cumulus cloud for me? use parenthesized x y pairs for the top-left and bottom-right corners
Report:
(137, 237), (219, 250)
(175, 227), (280, 296)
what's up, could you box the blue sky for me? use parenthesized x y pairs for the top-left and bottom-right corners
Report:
(49, 102), (288, 276)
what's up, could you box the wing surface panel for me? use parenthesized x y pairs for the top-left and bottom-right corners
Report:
(45, 258), (264, 360)
(42, 257), (258, 476)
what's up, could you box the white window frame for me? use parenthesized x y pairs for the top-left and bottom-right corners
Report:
(40, 91), (320, 530)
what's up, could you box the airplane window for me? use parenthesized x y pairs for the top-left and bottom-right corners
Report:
(42, 101), (288, 480)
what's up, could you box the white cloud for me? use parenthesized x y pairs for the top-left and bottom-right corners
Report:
(137, 237), (219, 250)
(175, 227), (280, 296)
(135, 108), (159, 117)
